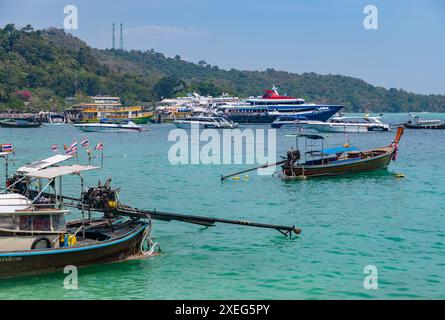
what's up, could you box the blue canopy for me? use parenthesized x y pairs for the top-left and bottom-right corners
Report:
(320, 146), (359, 154)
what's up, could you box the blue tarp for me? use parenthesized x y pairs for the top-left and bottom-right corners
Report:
(320, 146), (360, 154)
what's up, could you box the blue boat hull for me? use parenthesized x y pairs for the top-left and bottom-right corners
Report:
(225, 105), (343, 124)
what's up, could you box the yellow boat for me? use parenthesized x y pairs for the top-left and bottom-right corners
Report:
(79, 105), (154, 124)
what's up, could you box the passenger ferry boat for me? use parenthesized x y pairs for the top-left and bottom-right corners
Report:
(173, 115), (238, 129)
(65, 96), (154, 124)
(217, 86), (344, 124)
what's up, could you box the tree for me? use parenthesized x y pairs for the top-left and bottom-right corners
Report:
(22, 24), (33, 32)
(153, 77), (185, 99)
(7, 96), (25, 111)
(195, 82), (222, 96)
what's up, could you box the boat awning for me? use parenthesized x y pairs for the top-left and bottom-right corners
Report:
(25, 165), (99, 179)
(320, 146), (360, 154)
(17, 154), (74, 173)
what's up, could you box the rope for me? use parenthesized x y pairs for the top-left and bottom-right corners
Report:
(140, 217), (161, 256)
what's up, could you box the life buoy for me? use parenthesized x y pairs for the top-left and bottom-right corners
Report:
(31, 237), (52, 250)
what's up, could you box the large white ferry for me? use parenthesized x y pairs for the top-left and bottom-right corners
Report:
(217, 86), (344, 123)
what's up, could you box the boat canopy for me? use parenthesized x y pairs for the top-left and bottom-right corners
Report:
(17, 154), (74, 173)
(25, 165), (99, 179)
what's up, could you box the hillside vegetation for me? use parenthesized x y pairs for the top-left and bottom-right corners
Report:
(1, 24), (444, 112)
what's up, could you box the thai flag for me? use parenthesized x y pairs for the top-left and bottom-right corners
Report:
(1, 144), (14, 152)
(51, 144), (58, 152)
(95, 143), (104, 151)
(65, 142), (78, 156)
(81, 138), (89, 148)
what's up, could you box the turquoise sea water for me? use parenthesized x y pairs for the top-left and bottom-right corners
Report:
(0, 113), (444, 299)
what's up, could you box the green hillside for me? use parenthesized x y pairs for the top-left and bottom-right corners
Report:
(1, 24), (444, 112)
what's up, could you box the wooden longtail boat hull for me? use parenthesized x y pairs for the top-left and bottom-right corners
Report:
(0, 222), (147, 279)
(282, 147), (395, 178)
(0, 120), (42, 128)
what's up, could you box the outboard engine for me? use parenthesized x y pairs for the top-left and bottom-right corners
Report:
(5, 174), (28, 195)
(82, 178), (120, 217)
(286, 150), (300, 163)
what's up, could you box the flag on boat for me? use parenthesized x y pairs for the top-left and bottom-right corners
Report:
(65, 141), (78, 156)
(51, 144), (58, 152)
(81, 138), (89, 148)
(95, 142), (104, 151)
(0, 144), (14, 153)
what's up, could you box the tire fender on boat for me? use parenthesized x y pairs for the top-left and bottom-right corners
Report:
(31, 237), (52, 250)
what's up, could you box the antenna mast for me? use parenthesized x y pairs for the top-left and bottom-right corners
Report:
(119, 23), (124, 50)
(112, 23), (116, 49)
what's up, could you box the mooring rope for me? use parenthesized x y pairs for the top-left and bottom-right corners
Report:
(140, 217), (161, 256)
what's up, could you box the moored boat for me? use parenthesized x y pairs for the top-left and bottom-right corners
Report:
(281, 127), (404, 179)
(404, 114), (445, 129)
(217, 86), (343, 124)
(0, 118), (42, 128)
(295, 116), (391, 132)
(0, 157), (157, 279)
(73, 119), (145, 132)
(65, 96), (154, 124)
(173, 115), (238, 129)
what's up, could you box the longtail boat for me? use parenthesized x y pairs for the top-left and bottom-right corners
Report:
(0, 155), (158, 279)
(0, 151), (300, 278)
(0, 117), (42, 128)
(281, 127), (404, 179)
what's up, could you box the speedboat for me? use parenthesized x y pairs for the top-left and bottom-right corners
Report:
(217, 86), (344, 123)
(73, 118), (145, 132)
(173, 116), (238, 129)
(301, 116), (391, 133)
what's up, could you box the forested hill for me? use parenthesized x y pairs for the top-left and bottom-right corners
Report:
(1, 24), (444, 112)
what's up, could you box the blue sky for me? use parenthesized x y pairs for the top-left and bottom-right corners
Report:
(1, 0), (444, 95)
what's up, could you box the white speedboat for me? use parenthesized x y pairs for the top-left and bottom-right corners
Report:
(173, 116), (238, 129)
(302, 116), (391, 133)
(73, 119), (145, 132)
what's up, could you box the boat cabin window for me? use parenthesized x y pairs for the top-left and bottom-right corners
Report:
(19, 215), (51, 231)
(0, 213), (66, 233)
